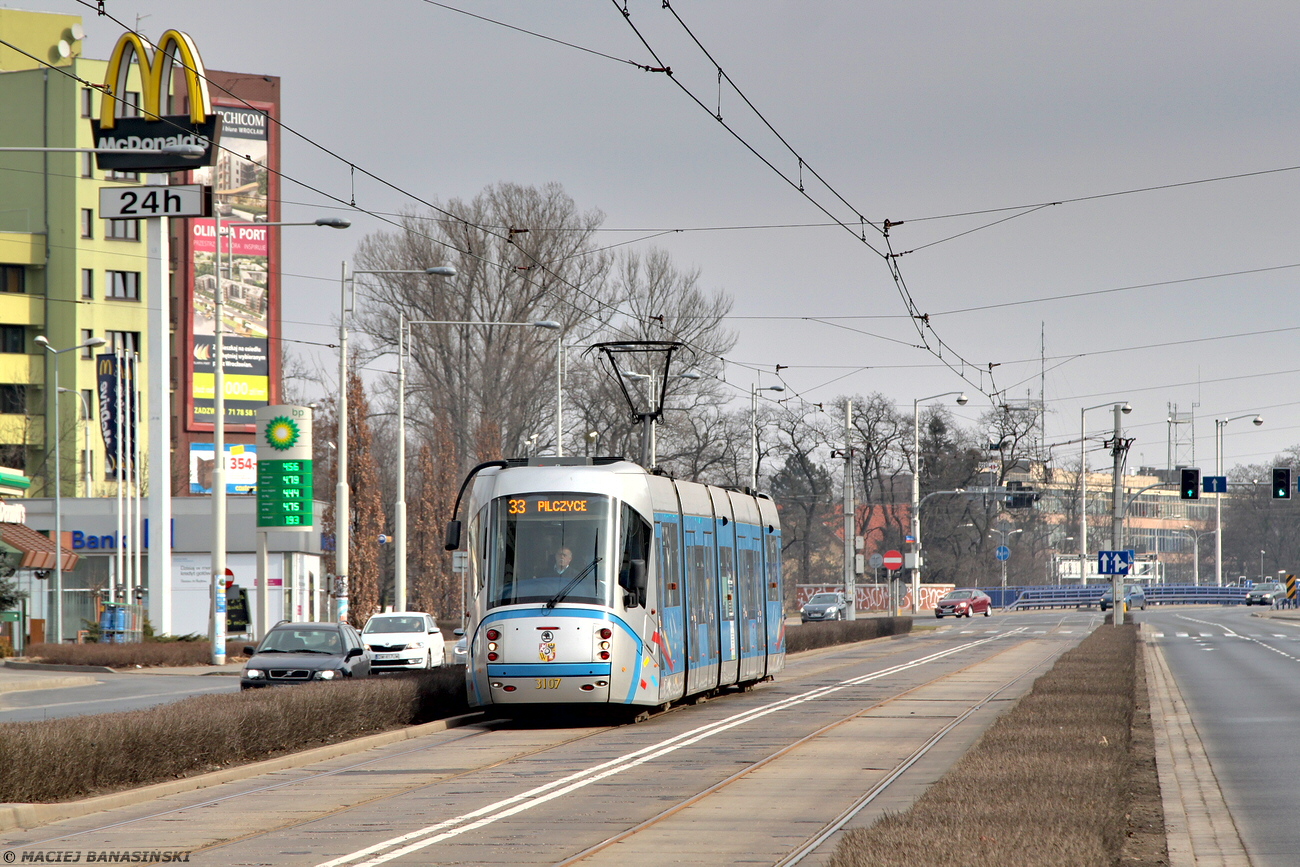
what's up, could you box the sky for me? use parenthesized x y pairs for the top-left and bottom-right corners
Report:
(19, 0), (1300, 473)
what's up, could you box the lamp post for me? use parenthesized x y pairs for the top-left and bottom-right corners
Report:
(35, 335), (106, 644)
(1175, 525), (1215, 585)
(395, 314), (557, 612)
(911, 392), (968, 611)
(1079, 401), (1130, 583)
(1260, 550), (1266, 581)
(1214, 413), (1262, 587)
(750, 384), (785, 491)
(208, 216), (349, 663)
(989, 527), (1023, 591)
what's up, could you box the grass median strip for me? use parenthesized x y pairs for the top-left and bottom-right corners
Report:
(828, 621), (1165, 867)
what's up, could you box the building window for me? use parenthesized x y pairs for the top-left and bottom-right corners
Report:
(81, 152), (94, 178)
(82, 269), (94, 300)
(0, 265), (24, 294)
(81, 389), (94, 420)
(105, 219), (140, 241)
(0, 326), (23, 354)
(0, 385), (25, 415)
(106, 331), (140, 354)
(105, 169), (139, 182)
(81, 88), (94, 118)
(106, 271), (140, 300)
(81, 209), (94, 239)
(81, 329), (95, 359)
(121, 91), (141, 117)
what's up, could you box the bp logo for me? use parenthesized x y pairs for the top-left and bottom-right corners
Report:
(264, 416), (300, 451)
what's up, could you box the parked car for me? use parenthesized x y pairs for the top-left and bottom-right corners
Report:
(451, 628), (467, 665)
(362, 612), (446, 671)
(1245, 582), (1286, 606)
(1100, 584), (1147, 612)
(241, 621), (370, 689)
(934, 589), (992, 618)
(801, 591), (850, 623)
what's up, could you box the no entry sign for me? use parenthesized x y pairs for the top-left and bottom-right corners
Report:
(882, 550), (903, 570)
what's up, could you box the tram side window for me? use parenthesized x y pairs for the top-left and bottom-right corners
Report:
(659, 522), (681, 607)
(766, 533), (782, 603)
(619, 504), (651, 607)
(740, 547), (760, 619)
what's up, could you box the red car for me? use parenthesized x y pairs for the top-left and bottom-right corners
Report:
(934, 589), (993, 618)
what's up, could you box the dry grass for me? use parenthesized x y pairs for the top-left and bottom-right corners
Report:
(785, 617), (911, 653)
(0, 666), (468, 803)
(22, 641), (250, 667)
(830, 623), (1147, 867)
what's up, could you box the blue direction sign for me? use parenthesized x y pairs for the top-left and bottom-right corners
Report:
(1203, 476), (1228, 494)
(995, 545), (1011, 561)
(1098, 550), (1135, 575)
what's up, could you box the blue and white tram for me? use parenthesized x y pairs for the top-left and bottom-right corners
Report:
(454, 457), (785, 711)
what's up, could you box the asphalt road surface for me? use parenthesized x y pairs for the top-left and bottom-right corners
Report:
(4, 610), (1097, 866)
(1141, 606), (1300, 867)
(0, 672), (240, 723)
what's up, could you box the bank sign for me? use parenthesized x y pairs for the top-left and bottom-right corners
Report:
(90, 30), (221, 171)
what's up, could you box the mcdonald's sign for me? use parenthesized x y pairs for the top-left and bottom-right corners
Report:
(90, 29), (222, 171)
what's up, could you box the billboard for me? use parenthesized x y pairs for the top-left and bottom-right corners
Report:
(187, 107), (271, 430)
(188, 443), (258, 494)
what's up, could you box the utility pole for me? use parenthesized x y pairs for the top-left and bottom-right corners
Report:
(842, 399), (856, 620)
(1110, 403), (1131, 627)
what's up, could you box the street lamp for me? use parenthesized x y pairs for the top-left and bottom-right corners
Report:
(1260, 550), (1266, 581)
(911, 391), (968, 611)
(1079, 401), (1130, 582)
(989, 527), (1024, 591)
(1214, 413), (1263, 587)
(750, 383), (785, 490)
(395, 313), (558, 612)
(1174, 525), (1215, 585)
(35, 334), (106, 644)
(207, 216), (349, 664)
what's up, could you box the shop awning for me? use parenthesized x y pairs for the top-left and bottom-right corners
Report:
(0, 523), (78, 571)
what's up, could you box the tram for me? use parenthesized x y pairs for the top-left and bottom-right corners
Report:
(447, 457), (785, 712)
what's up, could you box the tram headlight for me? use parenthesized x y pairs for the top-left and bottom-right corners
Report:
(487, 642), (498, 651)
(599, 641), (610, 651)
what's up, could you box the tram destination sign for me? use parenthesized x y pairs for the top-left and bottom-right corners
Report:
(255, 405), (314, 530)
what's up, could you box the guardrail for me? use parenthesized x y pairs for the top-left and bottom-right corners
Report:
(980, 584), (1252, 610)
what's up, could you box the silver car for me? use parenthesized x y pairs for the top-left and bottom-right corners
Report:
(1245, 582), (1286, 606)
(801, 591), (850, 623)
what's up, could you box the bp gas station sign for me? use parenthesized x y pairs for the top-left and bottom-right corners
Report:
(255, 405), (313, 529)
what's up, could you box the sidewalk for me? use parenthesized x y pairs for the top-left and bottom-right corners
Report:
(0, 664), (100, 694)
(1, 657), (243, 683)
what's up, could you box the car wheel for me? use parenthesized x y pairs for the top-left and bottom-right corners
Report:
(935, 613), (942, 619)
(425, 649), (434, 670)
(983, 608), (990, 616)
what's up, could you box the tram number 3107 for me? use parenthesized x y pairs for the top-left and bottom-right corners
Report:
(535, 678), (562, 690)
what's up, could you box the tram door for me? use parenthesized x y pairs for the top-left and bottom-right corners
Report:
(735, 521), (764, 683)
(711, 491), (739, 687)
(684, 515), (720, 695)
(655, 516), (686, 702)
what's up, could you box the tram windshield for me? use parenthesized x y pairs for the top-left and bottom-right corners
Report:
(486, 493), (613, 608)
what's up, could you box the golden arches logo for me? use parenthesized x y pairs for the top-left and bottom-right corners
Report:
(99, 29), (211, 130)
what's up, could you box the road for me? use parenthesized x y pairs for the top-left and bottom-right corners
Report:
(0, 671), (240, 723)
(3, 610), (1096, 866)
(1142, 606), (1300, 867)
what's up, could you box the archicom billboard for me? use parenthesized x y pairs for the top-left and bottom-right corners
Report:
(188, 106), (273, 430)
(91, 30), (221, 171)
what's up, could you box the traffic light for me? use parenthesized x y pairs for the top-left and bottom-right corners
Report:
(1272, 467), (1292, 499)
(1180, 468), (1200, 500)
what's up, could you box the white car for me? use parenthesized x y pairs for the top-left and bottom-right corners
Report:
(362, 612), (446, 671)
(451, 629), (468, 665)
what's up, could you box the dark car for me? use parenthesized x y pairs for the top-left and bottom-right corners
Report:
(1245, 582), (1285, 606)
(934, 589), (992, 618)
(241, 621), (371, 689)
(1100, 584), (1147, 612)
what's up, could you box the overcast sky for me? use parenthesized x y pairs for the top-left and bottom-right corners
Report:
(26, 1), (1300, 472)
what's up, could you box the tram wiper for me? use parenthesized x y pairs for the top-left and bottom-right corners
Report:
(544, 557), (602, 610)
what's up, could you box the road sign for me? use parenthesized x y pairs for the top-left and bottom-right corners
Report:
(99, 184), (211, 219)
(995, 545), (1011, 562)
(868, 552), (884, 570)
(882, 550), (903, 570)
(1287, 574), (1296, 601)
(904, 534), (916, 544)
(1203, 476), (1228, 494)
(1098, 550), (1135, 575)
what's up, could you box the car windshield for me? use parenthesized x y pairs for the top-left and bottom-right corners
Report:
(809, 593), (840, 604)
(486, 493), (614, 608)
(1256, 583), (1283, 592)
(365, 616), (426, 634)
(257, 628), (342, 654)
(944, 591), (971, 600)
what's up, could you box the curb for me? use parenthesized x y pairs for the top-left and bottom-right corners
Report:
(3, 660), (117, 674)
(0, 675), (98, 694)
(0, 712), (485, 833)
